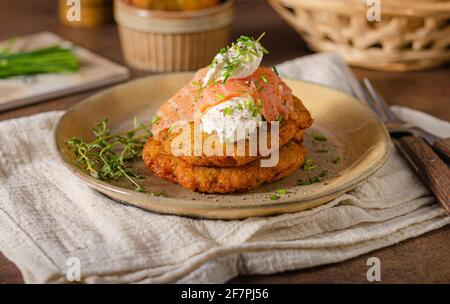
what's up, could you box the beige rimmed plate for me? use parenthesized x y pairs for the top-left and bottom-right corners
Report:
(55, 73), (391, 220)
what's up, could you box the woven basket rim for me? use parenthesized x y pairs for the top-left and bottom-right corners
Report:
(271, 0), (450, 16)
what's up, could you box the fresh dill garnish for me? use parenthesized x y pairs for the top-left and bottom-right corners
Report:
(223, 107), (234, 116)
(67, 117), (153, 192)
(301, 159), (318, 171)
(312, 133), (327, 141)
(261, 74), (268, 83)
(332, 156), (341, 164)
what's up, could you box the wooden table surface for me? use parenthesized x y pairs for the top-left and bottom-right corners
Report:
(0, 0), (449, 284)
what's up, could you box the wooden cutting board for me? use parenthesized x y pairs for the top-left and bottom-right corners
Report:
(0, 31), (129, 112)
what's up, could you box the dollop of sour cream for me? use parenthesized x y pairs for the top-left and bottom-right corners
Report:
(201, 97), (262, 143)
(202, 36), (265, 86)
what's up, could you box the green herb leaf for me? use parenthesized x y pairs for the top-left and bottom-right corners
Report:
(332, 156), (341, 164)
(272, 65), (279, 75)
(216, 93), (226, 100)
(297, 170), (329, 186)
(312, 133), (327, 141)
(151, 115), (159, 125)
(276, 188), (287, 195)
(316, 149), (328, 153)
(301, 159), (318, 171)
(270, 194), (280, 200)
(67, 117), (153, 192)
(223, 107), (234, 116)
(261, 74), (268, 83)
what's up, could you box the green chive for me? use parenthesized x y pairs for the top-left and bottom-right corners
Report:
(272, 65), (279, 75)
(301, 159), (318, 171)
(297, 170), (329, 186)
(312, 133), (327, 141)
(316, 149), (328, 153)
(216, 94), (226, 100)
(223, 107), (234, 116)
(332, 156), (341, 164)
(270, 194), (280, 200)
(276, 188), (287, 195)
(261, 74), (268, 83)
(258, 98), (263, 109)
(151, 115), (159, 124)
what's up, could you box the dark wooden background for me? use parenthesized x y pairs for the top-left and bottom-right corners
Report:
(0, 0), (449, 284)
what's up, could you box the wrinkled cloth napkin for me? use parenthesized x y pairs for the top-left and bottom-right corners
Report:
(1, 53), (449, 284)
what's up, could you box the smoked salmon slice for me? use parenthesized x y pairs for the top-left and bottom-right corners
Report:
(151, 66), (295, 137)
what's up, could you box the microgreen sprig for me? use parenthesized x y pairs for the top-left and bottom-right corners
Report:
(215, 33), (268, 84)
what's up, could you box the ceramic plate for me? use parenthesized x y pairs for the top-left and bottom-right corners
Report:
(55, 73), (391, 219)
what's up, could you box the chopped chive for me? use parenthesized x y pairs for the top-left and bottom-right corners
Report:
(261, 74), (268, 83)
(270, 194), (280, 200)
(312, 133), (327, 141)
(276, 188), (287, 195)
(216, 93), (226, 100)
(152, 190), (166, 197)
(332, 156), (341, 164)
(248, 97), (255, 112)
(258, 98), (263, 109)
(301, 159), (318, 171)
(223, 107), (234, 116)
(276, 113), (282, 122)
(237, 103), (243, 110)
(297, 170), (329, 186)
(319, 170), (329, 178)
(316, 149), (328, 153)
(297, 180), (311, 186)
(272, 65), (279, 75)
(256, 32), (266, 43)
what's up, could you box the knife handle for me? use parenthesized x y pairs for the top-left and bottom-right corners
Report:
(433, 137), (450, 163)
(397, 136), (450, 215)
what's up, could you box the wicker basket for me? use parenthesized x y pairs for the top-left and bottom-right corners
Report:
(268, 0), (450, 71)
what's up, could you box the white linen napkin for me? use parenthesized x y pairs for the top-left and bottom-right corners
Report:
(0, 53), (449, 283)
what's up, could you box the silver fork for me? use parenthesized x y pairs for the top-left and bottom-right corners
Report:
(361, 78), (450, 215)
(362, 78), (450, 163)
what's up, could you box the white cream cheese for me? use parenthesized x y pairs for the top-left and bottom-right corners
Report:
(202, 36), (265, 86)
(200, 97), (262, 143)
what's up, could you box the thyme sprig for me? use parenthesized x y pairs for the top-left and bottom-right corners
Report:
(67, 117), (153, 192)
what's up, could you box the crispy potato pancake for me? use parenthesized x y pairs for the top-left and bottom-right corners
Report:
(157, 96), (312, 167)
(143, 138), (307, 193)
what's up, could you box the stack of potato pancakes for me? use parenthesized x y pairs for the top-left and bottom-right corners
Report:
(143, 36), (313, 193)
